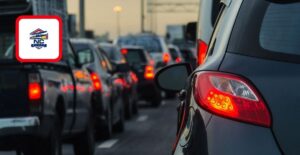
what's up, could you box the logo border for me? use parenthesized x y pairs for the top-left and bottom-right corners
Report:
(16, 15), (63, 63)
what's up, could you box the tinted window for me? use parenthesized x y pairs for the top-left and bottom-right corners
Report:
(117, 36), (162, 53)
(229, 0), (300, 63)
(125, 49), (147, 64)
(71, 43), (94, 64)
(260, 3), (300, 55)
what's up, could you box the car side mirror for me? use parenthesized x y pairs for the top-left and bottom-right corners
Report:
(155, 63), (192, 92)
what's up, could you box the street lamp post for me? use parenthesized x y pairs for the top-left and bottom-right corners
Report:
(113, 5), (123, 37)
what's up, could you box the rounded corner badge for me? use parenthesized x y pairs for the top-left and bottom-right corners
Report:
(16, 15), (63, 63)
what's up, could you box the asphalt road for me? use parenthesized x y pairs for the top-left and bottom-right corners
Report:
(0, 99), (178, 155)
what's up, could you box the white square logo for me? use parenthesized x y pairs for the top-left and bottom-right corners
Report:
(16, 16), (62, 62)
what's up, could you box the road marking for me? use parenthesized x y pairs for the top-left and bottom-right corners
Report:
(97, 139), (119, 149)
(136, 115), (148, 122)
(162, 101), (166, 106)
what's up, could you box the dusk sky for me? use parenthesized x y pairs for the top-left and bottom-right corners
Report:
(67, 0), (198, 39)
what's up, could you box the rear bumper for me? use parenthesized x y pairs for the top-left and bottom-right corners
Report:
(0, 117), (40, 136)
(0, 117), (41, 150)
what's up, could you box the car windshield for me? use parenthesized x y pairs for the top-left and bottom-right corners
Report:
(117, 36), (162, 53)
(125, 49), (147, 65)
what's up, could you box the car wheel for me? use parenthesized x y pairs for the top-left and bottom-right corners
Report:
(73, 118), (95, 155)
(114, 107), (125, 133)
(101, 105), (113, 139)
(132, 99), (139, 115)
(151, 91), (162, 107)
(125, 94), (133, 119)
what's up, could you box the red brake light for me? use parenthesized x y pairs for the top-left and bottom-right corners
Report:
(28, 73), (42, 101)
(90, 72), (102, 91)
(193, 71), (271, 127)
(29, 82), (42, 100)
(162, 53), (170, 64)
(175, 57), (182, 63)
(197, 40), (208, 65)
(121, 48), (128, 55)
(144, 65), (155, 80)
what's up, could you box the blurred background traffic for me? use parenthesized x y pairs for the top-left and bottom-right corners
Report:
(0, 0), (199, 155)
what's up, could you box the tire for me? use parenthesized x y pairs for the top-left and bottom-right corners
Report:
(114, 107), (125, 133)
(132, 99), (139, 115)
(73, 119), (95, 155)
(24, 115), (62, 155)
(100, 105), (113, 139)
(151, 90), (162, 107)
(125, 94), (133, 119)
(165, 91), (177, 99)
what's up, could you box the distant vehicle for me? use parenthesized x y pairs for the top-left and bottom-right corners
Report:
(156, 0), (300, 155)
(0, 1), (95, 155)
(168, 44), (183, 63)
(71, 39), (126, 139)
(115, 33), (173, 69)
(179, 47), (197, 69)
(121, 46), (162, 107)
(99, 43), (139, 118)
(196, 0), (223, 65)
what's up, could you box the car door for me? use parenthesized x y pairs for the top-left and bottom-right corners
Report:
(68, 43), (92, 132)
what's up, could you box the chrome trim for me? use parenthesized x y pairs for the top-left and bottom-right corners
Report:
(0, 117), (40, 129)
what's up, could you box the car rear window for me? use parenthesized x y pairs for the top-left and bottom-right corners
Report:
(71, 43), (94, 64)
(125, 49), (147, 64)
(117, 36), (162, 53)
(169, 48), (179, 60)
(228, 0), (300, 63)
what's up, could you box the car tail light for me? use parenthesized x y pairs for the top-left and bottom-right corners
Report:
(144, 65), (155, 80)
(175, 57), (182, 63)
(121, 48), (128, 55)
(90, 72), (102, 91)
(28, 73), (42, 100)
(197, 40), (208, 65)
(162, 53), (171, 64)
(193, 71), (271, 127)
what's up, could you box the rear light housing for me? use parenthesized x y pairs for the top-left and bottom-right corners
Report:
(130, 71), (138, 83)
(144, 65), (155, 80)
(162, 53), (171, 64)
(90, 72), (102, 91)
(197, 40), (208, 65)
(28, 73), (42, 101)
(193, 71), (271, 127)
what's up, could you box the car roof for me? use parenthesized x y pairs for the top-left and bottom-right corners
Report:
(121, 45), (144, 50)
(70, 38), (96, 45)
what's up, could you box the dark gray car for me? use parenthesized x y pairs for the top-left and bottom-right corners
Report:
(156, 0), (300, 154)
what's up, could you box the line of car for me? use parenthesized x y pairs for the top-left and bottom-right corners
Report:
(156, 0), (300, 155)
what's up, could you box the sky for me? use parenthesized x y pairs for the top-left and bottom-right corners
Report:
(67, 0), (198, 39)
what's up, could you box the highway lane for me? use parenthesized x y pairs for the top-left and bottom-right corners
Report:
(0, 99), (179, 155)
